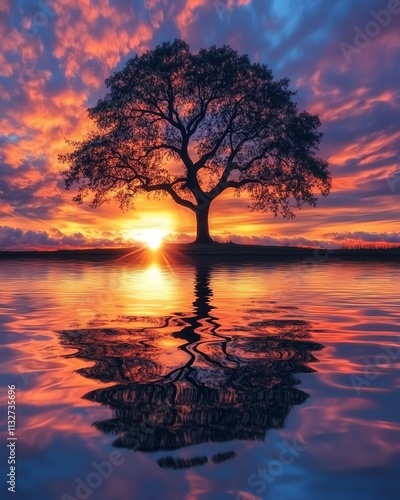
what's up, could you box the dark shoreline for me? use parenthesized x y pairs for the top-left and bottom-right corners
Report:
(0, 243), (399, 262)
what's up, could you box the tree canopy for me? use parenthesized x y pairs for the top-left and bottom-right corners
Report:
(60, 39), (331, 243)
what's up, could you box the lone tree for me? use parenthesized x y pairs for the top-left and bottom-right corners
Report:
(60, 39), (331, 244)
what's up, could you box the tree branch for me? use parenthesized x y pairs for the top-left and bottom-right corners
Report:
(193, 110), (238, 170)
(143, 183), (196, 210)
(221, 178), (262, 191)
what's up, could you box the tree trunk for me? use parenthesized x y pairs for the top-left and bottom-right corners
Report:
(194, 204), (214, 244)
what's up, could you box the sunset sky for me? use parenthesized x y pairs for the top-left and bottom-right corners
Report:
(1, 0), (400, 249)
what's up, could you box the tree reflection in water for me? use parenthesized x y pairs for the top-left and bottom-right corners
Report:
(59, 264), (324, 469)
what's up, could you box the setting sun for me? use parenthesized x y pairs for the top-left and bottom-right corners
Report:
(128, 228), (166, 250)
(144, 230), (165, 250)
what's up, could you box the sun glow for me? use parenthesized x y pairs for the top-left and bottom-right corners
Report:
(128, 228), (167, 250)
(144, 230), (165, 250)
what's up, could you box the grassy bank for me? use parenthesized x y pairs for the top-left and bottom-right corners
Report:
(0, 243), (399, 262)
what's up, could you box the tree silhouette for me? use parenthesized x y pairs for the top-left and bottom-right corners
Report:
(58, 264), (324, 468)
(59, 39), (331, 243)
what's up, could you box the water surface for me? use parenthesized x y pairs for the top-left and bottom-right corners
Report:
(1, 257), (399, 499)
